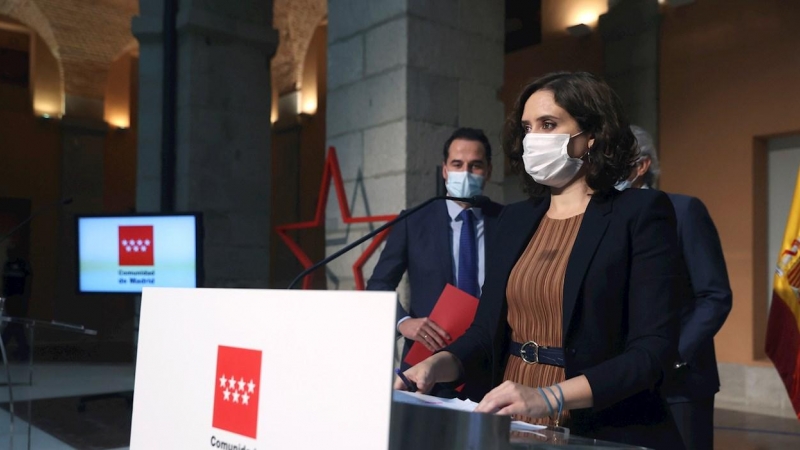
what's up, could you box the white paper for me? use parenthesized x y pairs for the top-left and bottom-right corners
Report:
(392, 390), (478, 412)
(510, 421), (547, 432)
(392, 391), (546, 432)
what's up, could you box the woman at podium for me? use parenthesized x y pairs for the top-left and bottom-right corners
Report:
(395, 71), (684, 450)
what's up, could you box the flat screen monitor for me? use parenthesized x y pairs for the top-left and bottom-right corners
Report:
(76, 213), (203, 294)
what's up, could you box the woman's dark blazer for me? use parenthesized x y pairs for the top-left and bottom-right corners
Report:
(446, 188), (685, 449)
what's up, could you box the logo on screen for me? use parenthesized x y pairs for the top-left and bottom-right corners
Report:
(212, 345), (262, 439)
(118, 226), (154, 266)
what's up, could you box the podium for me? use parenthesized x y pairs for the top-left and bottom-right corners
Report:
(390, 401), (647, 449)
(130, 288), (648, 450)
(130, 287), (400, 449)
(0, 305), (97, 450)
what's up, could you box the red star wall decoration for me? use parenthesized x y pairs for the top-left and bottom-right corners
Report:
(274, 147), (397, 289)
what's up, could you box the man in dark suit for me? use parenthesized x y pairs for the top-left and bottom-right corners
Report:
(619, 125), (733, 450)
(367, 127), (502, 377)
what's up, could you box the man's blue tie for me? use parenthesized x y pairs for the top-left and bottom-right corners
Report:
(457, 209), (479, 297)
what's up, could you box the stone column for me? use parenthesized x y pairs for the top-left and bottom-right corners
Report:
(133, 0), (278, 288)
(132, 0), (166, 212)
(54, 117), (108, 323)
(600, 0), (660, 138)
(325, 0), (505, 290)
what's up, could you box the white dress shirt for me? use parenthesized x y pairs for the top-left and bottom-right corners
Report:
(397, 200), (485, 328)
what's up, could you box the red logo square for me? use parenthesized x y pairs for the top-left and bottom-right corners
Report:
(119, 226), (154, 266)
(212, 346), (262, 439)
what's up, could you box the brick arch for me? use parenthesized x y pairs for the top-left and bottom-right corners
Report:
(0, 0), (63, 84)
(114, 38), (139, 61)
(3, 0), (139, 100)
(104, 37), (138, 127)
(298, 19), (326, 114)
(1, 5), (64, 116)
(1, 0), (139, 100)
(272, 0), (327, 95)
(295, 14), (327, 91)
(38, 0), (138, 99)
(0, 0), (61, 59)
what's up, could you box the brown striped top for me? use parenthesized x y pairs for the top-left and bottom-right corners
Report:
(503, 213), (584, 426)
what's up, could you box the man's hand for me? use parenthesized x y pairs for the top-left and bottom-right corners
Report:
(398, 317), (451, 352)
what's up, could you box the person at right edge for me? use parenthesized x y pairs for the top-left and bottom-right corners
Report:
(617, 125), (733, 450)
(395, 71), (685, 449)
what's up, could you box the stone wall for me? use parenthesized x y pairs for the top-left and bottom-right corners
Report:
(325, 0), (505, 290)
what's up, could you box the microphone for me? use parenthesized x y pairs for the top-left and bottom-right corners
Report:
(287, 195), (489, 289)
(463, 195), (490, 208)
(0, 198), (73, 245)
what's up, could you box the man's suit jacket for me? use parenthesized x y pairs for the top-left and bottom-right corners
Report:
(446, 189), (684, 450)
(665, 193), (732, 402)
(366, 199), (503, 362)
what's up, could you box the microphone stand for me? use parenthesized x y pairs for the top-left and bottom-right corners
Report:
(0, 197), (81, 449)
(287, 195), (488, 289)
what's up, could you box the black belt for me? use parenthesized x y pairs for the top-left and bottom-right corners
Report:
(509, 340), (565, 367)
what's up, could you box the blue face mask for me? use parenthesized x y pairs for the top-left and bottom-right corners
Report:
(446, 170), (484, 198)
(615, 173), (639, 191)
(614, 179), (633, 191)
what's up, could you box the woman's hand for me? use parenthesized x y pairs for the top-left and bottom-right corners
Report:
(393, 352), (461, 394)
(474, 381), (551, 417)
(477, 376), (592, 417)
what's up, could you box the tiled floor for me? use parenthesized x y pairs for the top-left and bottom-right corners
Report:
(0, 363), (135, 404)
(714, 407), (800, 449)
(0, 410), (73, 450)
(1, 363), (798, 450)
(0, 363), (134, 450)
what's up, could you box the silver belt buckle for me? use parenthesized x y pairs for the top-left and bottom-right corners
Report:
(520, 340), (541, 365)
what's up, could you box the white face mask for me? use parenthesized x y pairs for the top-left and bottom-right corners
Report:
(521, 131), (586, 188)
(445, 170), (485, 198)
(614, 160), (642, 191)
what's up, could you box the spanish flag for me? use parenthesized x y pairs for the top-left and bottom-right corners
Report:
(766, 166), (800, 419)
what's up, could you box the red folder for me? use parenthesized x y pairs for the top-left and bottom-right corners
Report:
(403, 283), (479, 367)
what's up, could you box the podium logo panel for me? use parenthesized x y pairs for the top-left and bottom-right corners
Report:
(119, 225), (154, 266)
(212, 345), (262, 439)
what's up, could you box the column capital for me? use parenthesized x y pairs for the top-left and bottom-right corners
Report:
(133, 8), (279, 56)
(176, 7), (279, 56)
(131, 15), (165, 44)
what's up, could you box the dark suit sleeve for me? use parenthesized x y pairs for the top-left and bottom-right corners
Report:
(366, 212), (410, 321)
(676, 197), (732, 363)
(581, 192), (681, 411)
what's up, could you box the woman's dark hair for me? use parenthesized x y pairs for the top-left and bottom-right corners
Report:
(503, 71), (638, 197)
